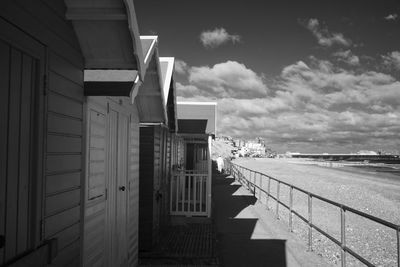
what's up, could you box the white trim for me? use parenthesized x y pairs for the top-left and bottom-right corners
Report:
(122, 0), (145, 79)
(139, 122), (167, 127)
(159, 57), (175, 106)
(140, 36), (158, 64)
(84, 69), (138, 82)
(177, 101), (217, 105)
(140, 35), (159, 39)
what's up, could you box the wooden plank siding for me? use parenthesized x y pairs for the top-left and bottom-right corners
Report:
(127, 104), (140, 267)
(83, 98), (108, 267)
(139, 127), (156, 251)
(1, 1), (145, 266)
(45, 49), (84, 267)
(0, 0), (85, 266)
(139, 126), (173, 252)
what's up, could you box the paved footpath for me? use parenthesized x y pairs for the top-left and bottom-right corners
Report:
(212, 173), (333, 267)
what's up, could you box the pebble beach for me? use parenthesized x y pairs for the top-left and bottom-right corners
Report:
(235, 158), (400, 266)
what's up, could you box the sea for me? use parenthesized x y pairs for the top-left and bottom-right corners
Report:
(296, 159), (400, 177)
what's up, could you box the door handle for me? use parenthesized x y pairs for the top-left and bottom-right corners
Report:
(119, 186), (126, 191)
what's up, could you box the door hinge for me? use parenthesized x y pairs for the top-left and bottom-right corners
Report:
(107, 103), (110, 114)
(105, 188), (108, 200)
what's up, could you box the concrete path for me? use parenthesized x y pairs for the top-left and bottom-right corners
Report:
(212, 173), (332, 267)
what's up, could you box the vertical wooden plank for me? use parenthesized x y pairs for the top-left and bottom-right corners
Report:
(199, 176), (203, 213)
(5, 48), (22, 261)
(0, 40), (10, 264)
(116, 112), (128, 264)
(108, 109), (118, 265)
(193, 174), (197, 213)
(176, 173), (180, 213)
(17, 54), (34, 254)
(182, 173), (186, 212)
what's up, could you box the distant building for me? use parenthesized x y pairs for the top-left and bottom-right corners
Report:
(245, 140), (266, 156)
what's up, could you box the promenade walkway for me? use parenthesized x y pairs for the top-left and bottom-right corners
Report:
(140, 169), (332, 266)
(213, 172), (331, 267)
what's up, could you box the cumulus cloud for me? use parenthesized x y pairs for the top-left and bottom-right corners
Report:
(175, 59), (189, 75)
(199, 28), (241, 48)
(176, 57), (400, 153)
(382, 51), (400, 70)
(384, 14), (398, 21)
(304, 18), (352, 47)
(178, 61), (267, 99)
(333, 50), (360, 66)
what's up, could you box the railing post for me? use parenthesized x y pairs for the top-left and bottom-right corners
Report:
(259, 173), (262, 200)
(289, 186), (293, 232)
(266, 177), (271, 210)
(308, 193), (313, 251)
(252, 171), (256, 197)
(276, 182), (280, 219)
(341, 207), (346, 267)
(397, 227), (400, 267)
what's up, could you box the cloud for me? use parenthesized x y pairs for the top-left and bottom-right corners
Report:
(333, 50), (360, 66)
(177, 57), (400, 153)
(384, 14), (398, 21)
(175, 59), (189, 75)
(189, 61), (267, 98)
(199, 28), (241, 48)
(382, 51), (400, 70)
(304, 18), (352, 47)
(177, 61), (267, 99)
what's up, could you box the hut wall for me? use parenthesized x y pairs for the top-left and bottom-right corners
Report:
(0, 0), (84, 266)
(139, 126), (172, 251)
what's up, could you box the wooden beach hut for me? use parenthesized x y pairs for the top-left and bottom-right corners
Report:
(0, 0), (162, 266)
(138, 57), (179, 251)
(170, 102), (217, 218)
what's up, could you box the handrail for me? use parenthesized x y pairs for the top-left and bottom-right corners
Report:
(225, 160), (400, 267)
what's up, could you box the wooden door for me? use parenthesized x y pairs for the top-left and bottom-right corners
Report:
(0, 19), (45, 265)
(108, 103), (129, 266)
(153, 128), (162, 242)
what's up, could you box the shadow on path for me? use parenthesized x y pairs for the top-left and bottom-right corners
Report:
(213, 173), (287, 267)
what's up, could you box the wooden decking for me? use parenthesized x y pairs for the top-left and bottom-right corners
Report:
(139, 223), (219, 266)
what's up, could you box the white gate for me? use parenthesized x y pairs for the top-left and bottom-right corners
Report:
(170, 171), (209, 216)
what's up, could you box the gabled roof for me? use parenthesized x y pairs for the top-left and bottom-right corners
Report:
(159, 57), (177, 132)
(65, 0), (145, 78)
(135, 38), (168, 124)
(177, 102), (217, 135)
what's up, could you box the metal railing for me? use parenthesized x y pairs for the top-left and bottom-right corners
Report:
(225, 160), (400, 267)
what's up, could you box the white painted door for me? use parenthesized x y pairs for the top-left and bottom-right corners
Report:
(108, 102), (129, 266)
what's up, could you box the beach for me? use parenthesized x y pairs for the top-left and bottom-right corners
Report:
(234, 158), (400, 266)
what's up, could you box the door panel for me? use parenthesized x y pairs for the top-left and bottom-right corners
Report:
(84, 102), (108, 267)
(108, 104), (128, 266)
(0, 39), (10, 263)
(116, 112), (128, 266)
(108, 109), (118, 266)
(0, 38), (41, 264)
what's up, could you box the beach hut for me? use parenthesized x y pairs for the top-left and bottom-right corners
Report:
(170, 102), (217, 218)
(138, 57), (179, 251)
(0, 0), (157, 266)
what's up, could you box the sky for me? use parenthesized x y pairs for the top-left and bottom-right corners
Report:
(135, 0), (400, 153)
